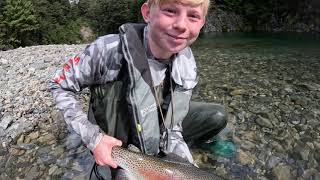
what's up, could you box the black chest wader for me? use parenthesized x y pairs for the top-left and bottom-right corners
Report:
(90, 24), (160, 155)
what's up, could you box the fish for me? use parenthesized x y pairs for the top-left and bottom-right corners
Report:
(111, 146), (224, 180)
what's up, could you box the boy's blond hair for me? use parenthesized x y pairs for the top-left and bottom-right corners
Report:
(146, 0), (210, 17)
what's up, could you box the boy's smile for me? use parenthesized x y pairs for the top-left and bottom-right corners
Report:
(141, 1), (205, 59)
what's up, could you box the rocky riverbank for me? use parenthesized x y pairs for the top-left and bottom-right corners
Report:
(0, 42), (319, 179)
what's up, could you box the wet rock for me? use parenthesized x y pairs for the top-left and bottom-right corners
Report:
(0, 173), (10, 180)
(39, 153), (57, 165)
(242, 131), (258, 142)
(298, 82), (320, 91)
(299, 168), (320, 180)
(272, 164), (292, 180)
(25, 165), (42, 180)
(56, 157), (73, 168)
(240, 140), (256, 150)
(267, 156), (282, 169)
(52, 145), (65, 157)
(237, 149), (255, 165)
(271, 141), (285, 153)
(48, 165), (59, 175)
(230, 89), (247, 96)
(0, 148), (8, 156)
(255, 115), (273, 129)
(37, 146), (51, 155)
(51, 167), (63, 177)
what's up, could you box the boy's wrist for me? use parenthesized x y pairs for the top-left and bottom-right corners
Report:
(87, 132), (104, 151)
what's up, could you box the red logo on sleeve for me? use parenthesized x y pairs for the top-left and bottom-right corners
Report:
(68, 56), (81, 65)
(54, 74), (66, 84)
(74, 56), (80, 65)
(63, 63), (71, 71)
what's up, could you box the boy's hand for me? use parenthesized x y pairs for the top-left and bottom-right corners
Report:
(92, 135), (122, 168)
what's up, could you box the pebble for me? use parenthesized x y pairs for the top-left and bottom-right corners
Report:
(0, 115), (13, 129)
(230, 89), (246, 96)
(255, 115), (273, 129)
(16, 135), (24, 145)
(48, 165), (58, 175)
(27, 131), (39, 140)
(272, 164), (292, 180)
(37, 133), (55, 144)
(237, 149), (255, 165)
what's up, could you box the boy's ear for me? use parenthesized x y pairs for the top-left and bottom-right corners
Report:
(141, 3), (151, 23)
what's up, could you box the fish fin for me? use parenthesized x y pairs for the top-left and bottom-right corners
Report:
(127, 144), (141, 153)
(115, 169), (135, 180)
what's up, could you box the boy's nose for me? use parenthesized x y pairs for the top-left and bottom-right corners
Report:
(173, 15), (187, 31)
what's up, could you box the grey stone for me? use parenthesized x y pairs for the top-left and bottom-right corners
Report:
(6, 120), (33, 140)
(0, 58), (9, 66)
(255, 115), (273, 129)
(0, 127), (5, 137)
(0, 115), (13, 130)
(267, 156), (282, 169)
(25, 165), (42, 180)
(48, 165), (59, 175)
(299, 82), (320, 91)
(39, 153), (57, 165)
(272, 164), (292, 180)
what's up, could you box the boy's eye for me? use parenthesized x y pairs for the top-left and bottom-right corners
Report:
(189, 14), (201, 21)
(162, 8), (176, 15)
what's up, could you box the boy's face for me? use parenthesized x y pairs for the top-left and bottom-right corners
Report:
(141, 1), (205, 59)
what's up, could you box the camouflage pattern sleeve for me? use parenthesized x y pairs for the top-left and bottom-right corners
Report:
(49, 34), (122, 150)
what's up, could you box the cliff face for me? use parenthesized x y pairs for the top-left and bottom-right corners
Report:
(204, 0), (320, 33)
(261, 0), (320, 33)
(202, 9), (244, 33)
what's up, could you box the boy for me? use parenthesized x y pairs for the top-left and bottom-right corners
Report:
(50, 0), (227, 179)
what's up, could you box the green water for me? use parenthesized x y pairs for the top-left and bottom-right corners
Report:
(194, 32), (320, 56)
(191, 32), (320, 97)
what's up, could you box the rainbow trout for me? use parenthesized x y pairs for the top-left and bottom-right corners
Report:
(111, 146), (224, 180)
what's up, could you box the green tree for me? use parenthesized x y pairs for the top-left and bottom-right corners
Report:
(90, 0), (139, 35)
(32, 0), (84, 44)
(1, 0), (39, 49)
